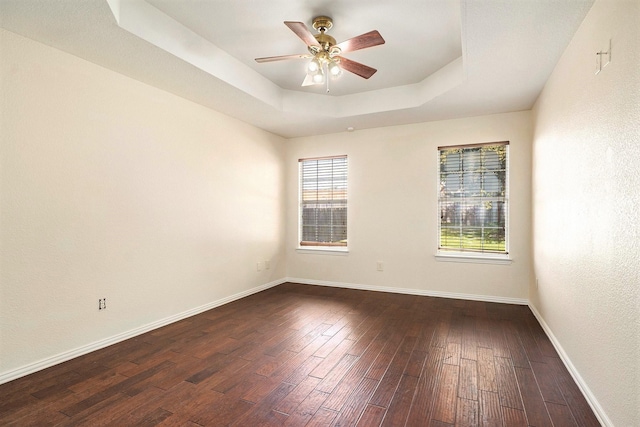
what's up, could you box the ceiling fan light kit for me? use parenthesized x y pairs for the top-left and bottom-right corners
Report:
(255, 16), (385, 93)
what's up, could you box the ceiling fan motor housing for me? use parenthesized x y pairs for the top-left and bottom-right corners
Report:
(313, 33), (337, 52)
(311, 16), (337, 53)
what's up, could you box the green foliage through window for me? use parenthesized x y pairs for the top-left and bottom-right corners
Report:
(438, 143), (508, 254)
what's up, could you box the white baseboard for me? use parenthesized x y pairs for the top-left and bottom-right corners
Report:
(284, 277), (529, 305)
(528, 303), (611, 427)
(0, 278), (286, 386)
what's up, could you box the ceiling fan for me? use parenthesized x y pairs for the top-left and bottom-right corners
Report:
(255, 16), (385, 90)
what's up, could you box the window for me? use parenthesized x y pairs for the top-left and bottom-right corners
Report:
(299, 156), (347, 248)
(438, 142), (509, 255)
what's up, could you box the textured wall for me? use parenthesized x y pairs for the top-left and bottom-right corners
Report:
(531, 0), (640, 424)
(0, 29), (286, 376)
(285, 111), (533, 301)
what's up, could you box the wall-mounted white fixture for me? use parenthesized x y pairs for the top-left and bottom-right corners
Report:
(595, 39), (611, 75)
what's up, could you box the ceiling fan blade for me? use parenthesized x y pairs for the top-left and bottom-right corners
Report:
(255, 53), (312, 63)
(284, 21), (320, 47)
(339, 57), (377, 79)
(336, 30), (385, 53)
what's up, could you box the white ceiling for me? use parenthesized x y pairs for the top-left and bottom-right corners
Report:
(0, 0), (594, 138)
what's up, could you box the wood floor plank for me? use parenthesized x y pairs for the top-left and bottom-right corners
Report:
(488, 325), (511, 358)
(286, 323), (332, 354)
(516, 322), (547, 364)
(456, 397), (479, 426)
(283, 389), (328, 426)
(30, 364), (109, 400)
(494, 356), (523, 410)
(321, 336), (386, 411)
(189, 394), (253, 426)
(546, 401), (579, 426)
(477, 347), (498, 393)
(184, 353), (228, 385)
(404, 348), (427, 378)
(380, 374), (418, 427)
(254, 351), (297, 377)
(70, 386), (165, 427)
(529, 360), (566, 405)
(503, 331), (530, 369)
(315, 353), (359, 394)
(431, 318), (451, 349)
(331, 377), (379, 427)
(447, 314), (464, 345)
(502, 406), (528, 426)
(310, 339), (355, 380)
(1, 400), (70, 426)
(313, 322), (354, 359)
(60, 360), (174, 417)
(355, 404), (386, 427)
(369, 335), (416, 407)
(364, 347), (396, 382)
(513, 366), (552, 427)
(405, 346), (444, 426)
(0, 283), (599, 427)
(274, 375), (322, 415)
(479, 390), (502, 427)
(461, 316), (478, 361)
(414, 322), (437, 353)
(432, 363), (460, 424)
(346, 317), (385, 357)
(305, 407), (338, 427)
(458, 358), (478, 401)
(147, 381), (211, 415)
(213, 356), (276, 393)
(444, 342), (461, 366)
(232, 381), (296, 426)
(283, 355), (324, 385)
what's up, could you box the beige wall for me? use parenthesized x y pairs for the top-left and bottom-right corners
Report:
(531, 0), (640, 424)
(285, 111), (533, 302)
(0, 29), (286, 377)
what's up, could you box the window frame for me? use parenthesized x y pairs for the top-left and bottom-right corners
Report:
(435, 141), (511, 264)
(298, 155), (348, 252)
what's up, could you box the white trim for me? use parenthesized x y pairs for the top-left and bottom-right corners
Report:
(285, 277), (528, 305)
(528, 303), (612, 427)
(435, 252), (513, 265)
(296, 247), (349, 255)
(0, 278), (286, 386)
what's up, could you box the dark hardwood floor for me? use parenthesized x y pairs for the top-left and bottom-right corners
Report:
(0, 282), (600, 426)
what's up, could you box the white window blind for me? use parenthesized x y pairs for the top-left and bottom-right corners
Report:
(438, 142), (509, 254)
(299, 156), (347, 247)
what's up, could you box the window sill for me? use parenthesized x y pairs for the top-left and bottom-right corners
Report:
(296, 247), (349, 255)
(435, 252), (512, 265)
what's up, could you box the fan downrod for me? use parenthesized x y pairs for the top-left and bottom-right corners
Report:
(311, 16), (337, 52)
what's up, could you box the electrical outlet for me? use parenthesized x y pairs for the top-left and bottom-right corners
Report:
(98, 298), (107, 310)
(256, 262), (262, 272)
(377, 261), (384, 272)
